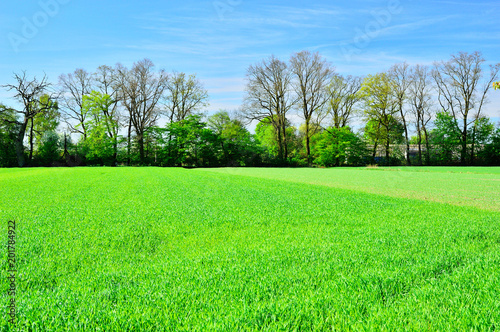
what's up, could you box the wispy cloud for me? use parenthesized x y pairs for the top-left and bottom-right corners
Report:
(374, 15), (456, 37)
(202, 77), (246, 94)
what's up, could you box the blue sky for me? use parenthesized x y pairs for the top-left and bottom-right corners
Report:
(1, 0), (499, 124)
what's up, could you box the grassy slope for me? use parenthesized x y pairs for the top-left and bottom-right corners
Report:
(198, 167), (500, 211)
(0, 167), (499, 331)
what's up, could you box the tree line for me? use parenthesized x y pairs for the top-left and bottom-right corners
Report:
(1, 52), (499, 168)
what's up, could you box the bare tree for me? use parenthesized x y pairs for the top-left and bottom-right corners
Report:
(115, 63), (135, 164)
(28, 94), (59, 161)
(327, 74), (363, 128)
(116, 59), (168, 164)
(433, 51), (500, 165)
(242, 55), (295, 161)
(162, 72), (209, 122)
(290, 51), (334, 164)
(1, 72), (55, 167)
(94, 65), (122, 163)
(389, 62), (412, 165)
(408, 65), (434, 165)
(59, 69), (93, 139)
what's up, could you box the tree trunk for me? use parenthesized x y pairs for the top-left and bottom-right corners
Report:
(416, 116), (422, 165)
(417, 130), (422, 166)
(423, 125), (430, 165)
(382, 117), (390, 161)
(460, 118), (467, 165)
(220, 140), (228, 166)
(372, 139), (378, 159)
(63, 133), (68, 157)
(15, 118), (29, 167)
(28, 117), (35, 162)
(127, 117), (132, 165)
(113, 139), (118, 166)
(305, 118), (311, 165)
(385, 138), (390, 160)
(82, 122), (87, 141)
(402, 116), (411, 166)
(168, 133), (173, 166)
(282, 118), (288, 161)
(275, 125), (283, 161)
(106, 120), (118, 166)
(470, 121), (477, 166)
(138, 133), (145, 164)
(371, 121), (381, 159)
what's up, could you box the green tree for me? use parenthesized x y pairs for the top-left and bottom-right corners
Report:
(30, 94), (59, 163)
(364, 116), (404, 163)
(208, 111), (260, 166)
(360, 73), (400, 160)
(1, 73), (55, 167)
(312, 127), (368, 167)
(165, 115), (218, 167)
(255, 117), (278, 161)
(81, 91), (119, 165)
(0, 105), (19, 167)
(389, 62), (412, 165)
(142, 126), (164, 165)
(255, 116), (298, 165)
(243, 56), (295, 161)
(433, 52), (499, 165)
(481, 127), (500, 165)
(33, 95), (60, 143)
(470, 117), (494, 164)
(429, 111), (462, 164)
(116, 59), (168, 164)
(36, 131), (62, 166)
(290, 51), (333, 165)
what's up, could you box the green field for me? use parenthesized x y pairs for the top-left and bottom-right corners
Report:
(1, 167), (500, 331)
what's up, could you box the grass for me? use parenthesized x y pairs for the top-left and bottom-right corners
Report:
(199, 167), (500, 211)
(0, 167), (499, 331)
